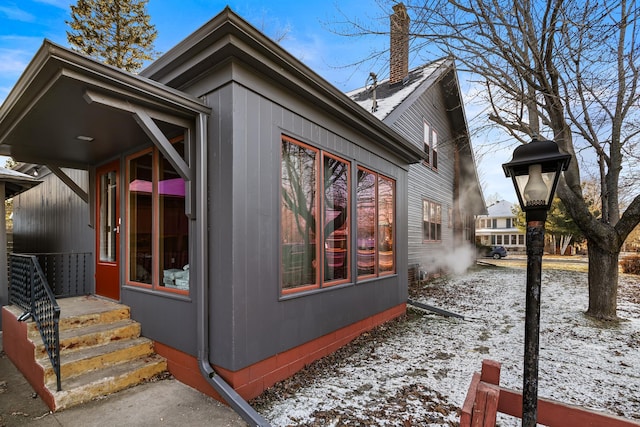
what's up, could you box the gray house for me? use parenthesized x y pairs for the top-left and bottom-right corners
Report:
(349, 3), (485, 278)
(0, 7), (426, 418)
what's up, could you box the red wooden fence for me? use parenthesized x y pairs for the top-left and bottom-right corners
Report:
(461, 359), (640, 427)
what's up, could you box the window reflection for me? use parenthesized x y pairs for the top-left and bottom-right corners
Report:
(128, 151), (153, 284)
(357, 169), (376, 277)
(324, 155), (349, 283)
(127, 141), (189, 292)
(159, 140), (189, 290)
(281, 138), (318, 291)
(378, 176), (394, 273)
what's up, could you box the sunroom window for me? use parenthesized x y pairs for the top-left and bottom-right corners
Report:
(127, 140), (189, 293)
(280, 135), (350, 294)
(357, 167), (396, 278)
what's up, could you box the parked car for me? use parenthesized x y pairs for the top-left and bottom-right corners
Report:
(487, 246), (508, 259)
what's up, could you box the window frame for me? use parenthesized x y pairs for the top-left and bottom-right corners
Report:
(376, 174), (396, 277)
(431, 128), (438, 169)
(422, 121), (430, 166)
(280, 135), (353, 295)
(125, 142), (189, 296)
(322, 151), (352, 288)
(422, 199), (442, 242)
(356, 166), (396, 280)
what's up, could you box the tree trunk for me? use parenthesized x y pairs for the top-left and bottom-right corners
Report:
(586, 242), (619, 320)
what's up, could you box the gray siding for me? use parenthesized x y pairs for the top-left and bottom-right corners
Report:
(204, 66), (410, 370)
(12, 168), (95, 290)
(386, 83), (456, 272)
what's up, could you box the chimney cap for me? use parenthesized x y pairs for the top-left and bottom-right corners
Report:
(392, 3), (408, 17)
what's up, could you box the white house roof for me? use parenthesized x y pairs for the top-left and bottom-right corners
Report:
(485, 200), (516, 217)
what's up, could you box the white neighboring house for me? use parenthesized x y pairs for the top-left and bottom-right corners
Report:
(476, 200), (525, 252)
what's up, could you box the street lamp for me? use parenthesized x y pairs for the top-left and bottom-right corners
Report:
(502, 136), (571, 427)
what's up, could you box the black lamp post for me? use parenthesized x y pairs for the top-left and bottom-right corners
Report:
(502, 137), (571, 427)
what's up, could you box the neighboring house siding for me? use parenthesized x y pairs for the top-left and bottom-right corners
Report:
(12, 168), (95, 290)
(205, 77), (410, 371)
(386, 83), (455, 272)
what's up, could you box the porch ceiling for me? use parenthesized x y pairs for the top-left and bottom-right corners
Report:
(0, 41), (210, 170)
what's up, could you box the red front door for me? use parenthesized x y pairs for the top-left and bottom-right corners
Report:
(96, 161), (120, 300)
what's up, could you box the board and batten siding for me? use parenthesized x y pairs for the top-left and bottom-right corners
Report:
(13, 168), (93, 254)
(203, 75), (410, 371)
(12, 168), (94, 290)
(386, 82), (456, 273)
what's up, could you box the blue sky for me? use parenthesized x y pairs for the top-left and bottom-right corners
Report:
(0, 0), (518, 203)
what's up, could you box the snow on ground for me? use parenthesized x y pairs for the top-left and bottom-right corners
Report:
(255, 264), (640, 426)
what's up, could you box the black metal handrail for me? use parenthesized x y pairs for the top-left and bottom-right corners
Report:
(9, 253), (62, 391)
(29, 252), (91, 298)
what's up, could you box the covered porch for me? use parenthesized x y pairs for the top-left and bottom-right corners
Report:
(0, 40), (212, 410)
(0, 39), (209, 303)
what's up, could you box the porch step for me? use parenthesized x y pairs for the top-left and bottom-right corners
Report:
(24, 296), (168, 411)
(33, 319), (141, 358)
(50, 353), (167, 411)
(39, 337), (156, 387)
(27, 296), (131, 337)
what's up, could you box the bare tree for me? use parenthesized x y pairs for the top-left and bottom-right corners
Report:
(334, 0), (640, 320)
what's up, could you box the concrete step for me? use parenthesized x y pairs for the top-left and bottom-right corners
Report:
(50, 353), (168, 411)
(27, 297), (131, 337)
(34, 319), (141, 358)
(13, 296), (169, 412)
(39, 337), (156, 387)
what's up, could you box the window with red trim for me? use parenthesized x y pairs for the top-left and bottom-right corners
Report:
(280, 136), (351, 294)
(357, 167), (396, 278)
(126, 140), (189, 294)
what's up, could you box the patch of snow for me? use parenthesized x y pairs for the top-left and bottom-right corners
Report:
(346, 62), (444, 121)
(258, 266), (640, 426)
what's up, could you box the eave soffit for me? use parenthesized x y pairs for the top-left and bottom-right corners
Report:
(0, 41), (210, 169)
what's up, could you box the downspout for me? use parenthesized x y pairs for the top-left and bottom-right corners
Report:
(193, 112), (270, 427)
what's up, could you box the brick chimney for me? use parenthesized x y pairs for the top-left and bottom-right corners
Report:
(389, 3), (409, 85)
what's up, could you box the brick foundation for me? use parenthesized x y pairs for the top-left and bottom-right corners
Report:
(155, 303), (407, 402)
(2, 306), (56, 410)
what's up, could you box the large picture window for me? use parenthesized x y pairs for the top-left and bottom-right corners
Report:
(127, 140), (189, 294)
(357, 167), (396, 278)
(281, 136), (350, 294)
(422, 199), (442, 242)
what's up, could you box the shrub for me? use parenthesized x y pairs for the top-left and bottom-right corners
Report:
(620, 254), (640, 275)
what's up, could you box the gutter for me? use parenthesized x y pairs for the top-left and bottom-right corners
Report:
(407, 298), (465, 320)
(193, 113), (270, 426)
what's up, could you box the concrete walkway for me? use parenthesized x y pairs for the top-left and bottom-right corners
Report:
(0, 332), (248, 427)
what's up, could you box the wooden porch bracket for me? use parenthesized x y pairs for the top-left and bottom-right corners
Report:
(132, 108), (191, 182)
(461, 359), (640, 427)
(82, 88), (198, 219)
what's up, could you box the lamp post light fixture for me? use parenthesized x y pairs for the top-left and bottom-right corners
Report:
(502, 136), (571, 427)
